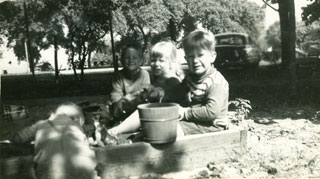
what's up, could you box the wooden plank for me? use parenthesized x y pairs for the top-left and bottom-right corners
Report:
(0, 143), (34, 159)
(3, 95), (107, 106)
(96, 129), (247, 178)
(0, 156), (35, 179)
(0, 129), (247, 179)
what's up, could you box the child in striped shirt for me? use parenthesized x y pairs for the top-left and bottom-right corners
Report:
(178, 29), (230, 135)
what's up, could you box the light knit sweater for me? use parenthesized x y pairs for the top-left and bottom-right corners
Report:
(110, 68), (151, 117)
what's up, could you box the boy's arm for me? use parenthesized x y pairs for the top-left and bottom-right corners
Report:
(110, 73), (127, 117)
(110, 73), (125, 103)
(183, 82), (229, 123)
(11, 120), (46, 143)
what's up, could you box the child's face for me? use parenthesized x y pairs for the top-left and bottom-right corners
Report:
(150, 53), (172, 77)
(122, 48), (141, 72)
(185, 48), (216, 76)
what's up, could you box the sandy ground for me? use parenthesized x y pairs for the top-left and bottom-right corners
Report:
(137, 118), (320, 179)
(1, 96), (320, 179)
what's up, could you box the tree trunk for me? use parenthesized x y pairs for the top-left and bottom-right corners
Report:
(278, 0), (297, 97)
(80, 43), (87, 81)
(23, 2), (35, 78)
(109, 8), (118, 72)
(54, 35), (59, 84)
(87, 49), (92, 68)
(70, 36), (78, 80)
(77, 43), (82, 80)
(168, 18), (176, 42)
(136, 25), (148, 53)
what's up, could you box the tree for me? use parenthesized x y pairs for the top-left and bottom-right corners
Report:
(58, 0), (152, 79)
(112, 0), (265, 66)
(182, 0), (264, 43)
(162, 0), (186, 41)
(262, 0), (297, 96)
(302, 0), (320, 25)
(296, 21), (320, 47)
(265, 21), (281, 50)
(59, 0), (111, 80)
(0, 0), (49, 77)
(1, 0), (266, 79)
(34, 0), (68, 83)
(115, 0), (170, 50)
(91, 44), (114, 68)
(296, 20), (320, 58)
(301, 0), (320, 57)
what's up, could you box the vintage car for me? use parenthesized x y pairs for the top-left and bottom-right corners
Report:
(214, 33), (260, 69)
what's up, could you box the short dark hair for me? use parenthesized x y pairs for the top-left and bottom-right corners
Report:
(120, 43), (143, 65)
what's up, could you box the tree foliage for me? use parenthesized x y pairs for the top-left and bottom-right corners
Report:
(0, 1), (49, 73)
(296, 21), (320, 56)
(265, 21), (281, 49)
(60, 0), (112, 79)
(302, 0), (320, 25)
(1, 0), (266, 78)
(114, 0), (171, 51)
(113, 0), (265, 65)
(265, 2), (320, 55)
(296, 21), (320, 46)
(184, 0), (264, 42)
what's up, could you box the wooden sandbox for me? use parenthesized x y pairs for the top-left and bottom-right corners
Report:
(0, 129), (247, 179)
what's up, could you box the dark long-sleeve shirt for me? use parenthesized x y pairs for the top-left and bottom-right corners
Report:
(182, 67), (229, 127)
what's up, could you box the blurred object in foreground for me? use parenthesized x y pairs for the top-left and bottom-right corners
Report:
(2, 105), (29, 122)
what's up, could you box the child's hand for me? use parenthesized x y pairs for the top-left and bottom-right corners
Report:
(147, 85), (165, 101)
(123, 94), (135, 101)
(139, 87), (149, 101)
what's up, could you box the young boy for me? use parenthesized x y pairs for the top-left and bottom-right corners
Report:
(179, 29), (229, 135)
(11, 102), (97, 179)
(110, 44), (150, 121)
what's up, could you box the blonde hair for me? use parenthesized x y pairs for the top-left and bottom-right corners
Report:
(182, 30), (216, 52)
(50, 102), (85, 126)
(150, 41), (184, 80)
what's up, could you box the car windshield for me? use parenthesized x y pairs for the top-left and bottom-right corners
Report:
(216, 35), (245, 45)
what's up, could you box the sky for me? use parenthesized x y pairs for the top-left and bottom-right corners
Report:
(249, 0), (310, 28)
(1, 0), (312, 74)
